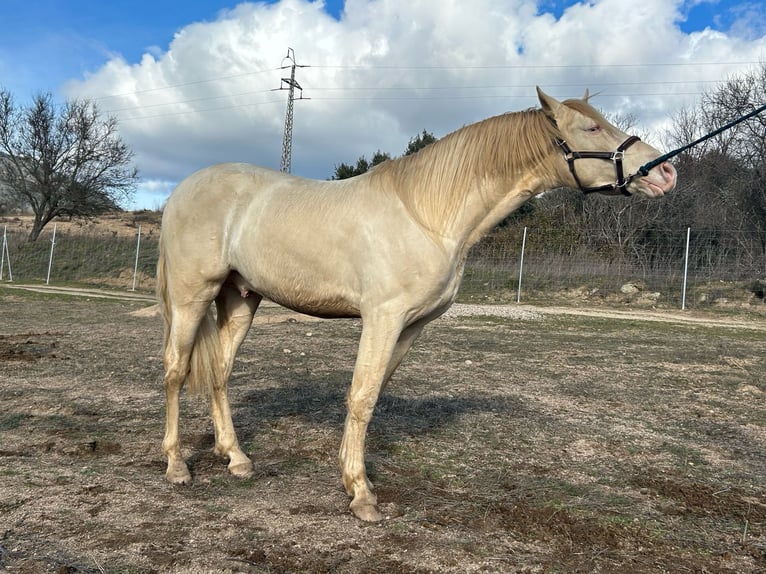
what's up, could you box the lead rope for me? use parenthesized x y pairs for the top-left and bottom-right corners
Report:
(638, 102), (766, 176)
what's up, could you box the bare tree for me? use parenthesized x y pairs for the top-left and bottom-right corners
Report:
(663, 64), (766, 247)
(0, 90), (138, 241)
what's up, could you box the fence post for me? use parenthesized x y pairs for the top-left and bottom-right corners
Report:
(1, 225), (12, 282)
(517, 226), (527, 304)
(46, 223), (57, 285)
(681, 227), (691, 310)
(131, 225), (142, 291)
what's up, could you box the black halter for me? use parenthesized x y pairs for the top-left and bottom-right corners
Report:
(556, 135), (642, 196)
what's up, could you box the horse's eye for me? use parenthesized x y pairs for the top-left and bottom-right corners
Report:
(587, 125), (601, 133)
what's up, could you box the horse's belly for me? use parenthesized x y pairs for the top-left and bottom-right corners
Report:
(268, 291), (361, 319)
(240, 267), (361, 319)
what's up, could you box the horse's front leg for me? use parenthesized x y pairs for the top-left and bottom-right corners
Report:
(339, 316), (403, 522)
(381, 320), (427, 391)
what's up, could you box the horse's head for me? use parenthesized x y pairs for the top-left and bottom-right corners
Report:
(537, 87), (676, 198)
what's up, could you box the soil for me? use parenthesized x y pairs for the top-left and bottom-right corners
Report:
(1, 285), (764, 573)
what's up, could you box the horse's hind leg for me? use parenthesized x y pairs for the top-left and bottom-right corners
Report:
(211, 284), (261, 477)
(162, 299), (212, 485)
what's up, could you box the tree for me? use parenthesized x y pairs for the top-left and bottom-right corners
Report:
(331, 150), (391, 180)
(661, 64), (766, 252)
(330, 130), (438, 180)
(404, 129), (437, 156)
(0, 90), (138, 241)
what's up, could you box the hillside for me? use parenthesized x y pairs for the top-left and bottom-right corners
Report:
(0, 210), (162, 239)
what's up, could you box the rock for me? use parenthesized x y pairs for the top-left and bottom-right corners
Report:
(639, 292), (662, 303)
(620, 282), (641, 295)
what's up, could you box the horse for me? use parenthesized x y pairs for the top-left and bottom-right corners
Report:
(156, 88), (677, 522)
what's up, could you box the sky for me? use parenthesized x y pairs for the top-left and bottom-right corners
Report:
(1, 0), (765, 210)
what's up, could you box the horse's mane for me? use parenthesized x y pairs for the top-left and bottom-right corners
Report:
(368, 107), (563, 234)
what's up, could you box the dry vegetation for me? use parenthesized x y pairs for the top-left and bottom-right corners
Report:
(1, 286), (765, 573)
(0, 211), (162, 240)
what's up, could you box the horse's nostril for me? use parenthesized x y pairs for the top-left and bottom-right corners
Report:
(667, 163), (677, 178)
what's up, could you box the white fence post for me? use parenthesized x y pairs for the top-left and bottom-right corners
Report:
(681, 227), (691, 310)
(131, 225), (142, 291)
(517, 226), (528, 304)
(1, 225), (12, 282)
(46, 223), (57, 285)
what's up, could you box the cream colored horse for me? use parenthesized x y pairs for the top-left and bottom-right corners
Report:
(157, 88), (676, 521)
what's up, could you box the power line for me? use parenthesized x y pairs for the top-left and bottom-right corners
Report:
(91, 67), (282, 102)
(114, 97), (284, 122)
(307, 79), (725, 92)
(104, 87), (278, 114)
(107, 79), (720, 114)
(96, 59), (761, 105)
(309, 60), (764, 71)
(98, 60), (762, 122)
(107, 82), (723, 120)
(110, 90), (715, 122)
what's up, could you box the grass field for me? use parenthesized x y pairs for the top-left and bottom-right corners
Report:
(1, 286), (765, 573)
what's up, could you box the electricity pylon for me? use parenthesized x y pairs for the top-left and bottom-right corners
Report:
(278, 48), (307, 173)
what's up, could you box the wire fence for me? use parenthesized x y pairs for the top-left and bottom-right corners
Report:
(463, 227), (766, 309)
(1, 223), (159, 292)
(2, 223), (765, 310)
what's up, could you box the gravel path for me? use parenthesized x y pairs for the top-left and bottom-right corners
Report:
(442, 303), (543, 321)
(4, 283), (763, 331)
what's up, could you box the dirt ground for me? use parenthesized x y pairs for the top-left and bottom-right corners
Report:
(1, 285), (765, 573)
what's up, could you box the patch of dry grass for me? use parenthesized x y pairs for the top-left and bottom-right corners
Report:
(0, 286), (764, 573)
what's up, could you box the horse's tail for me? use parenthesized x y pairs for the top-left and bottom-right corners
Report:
(156, 235), (221, 396)
(156, 238), (172, 360)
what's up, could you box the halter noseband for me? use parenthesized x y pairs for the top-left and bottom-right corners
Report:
(556, 135), (642, 196)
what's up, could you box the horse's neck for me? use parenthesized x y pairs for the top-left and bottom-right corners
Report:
(374, 116), (560, 253)
(397, 124), (558, 251)
(447, 171), (549, 250)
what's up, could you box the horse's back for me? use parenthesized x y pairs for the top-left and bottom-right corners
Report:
(166, 163), (280, 214)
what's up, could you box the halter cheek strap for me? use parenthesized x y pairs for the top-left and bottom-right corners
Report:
(556, 135), (642, 196)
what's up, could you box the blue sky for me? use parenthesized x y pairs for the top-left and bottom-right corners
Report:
(1, 0), (764, 210)
(1, 0), (339, 96)
(540, 0), (764, 35)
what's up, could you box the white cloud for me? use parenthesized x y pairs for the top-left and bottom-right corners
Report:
(64, 0), (766, 208)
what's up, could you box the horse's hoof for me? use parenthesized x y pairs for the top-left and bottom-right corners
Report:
(166, 463), (192, 486)
(229, 461), (255, 478)
(350, 502), (384, 522)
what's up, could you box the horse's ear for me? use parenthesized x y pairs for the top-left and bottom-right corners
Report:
(582, 88), (590, 102)
(536, 87), (562, 118)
